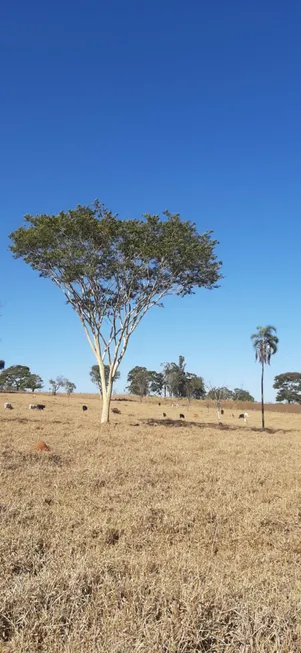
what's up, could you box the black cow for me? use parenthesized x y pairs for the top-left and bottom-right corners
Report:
(82, 405), (88, 412)
(163, 412), (167, 417)
(179, 413), (185, 419)
(37, 404), (46, 410)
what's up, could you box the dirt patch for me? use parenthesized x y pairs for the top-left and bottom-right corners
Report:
(143, 418), (296, 434)
(32, 440), (51, 452)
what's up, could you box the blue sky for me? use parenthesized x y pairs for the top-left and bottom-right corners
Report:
(1, 0), (300, 400)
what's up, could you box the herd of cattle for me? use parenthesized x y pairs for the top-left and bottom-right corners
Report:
(4, 402), (89, 412)
(4, 402), (46, 410)
(3, 402), (250, 423)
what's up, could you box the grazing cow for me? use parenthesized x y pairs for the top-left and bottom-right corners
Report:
(4, 403), (13, 410)
(37, 404), (46, 410)
(239, 412), (249, 423)
(82, 405), (88, 412)
(163, 412), (167, 417)
(179, 413), (185, 419)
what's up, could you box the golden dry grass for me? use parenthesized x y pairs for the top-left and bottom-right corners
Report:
(1, 393), (301, 652)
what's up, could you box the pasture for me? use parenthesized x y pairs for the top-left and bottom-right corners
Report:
(1, 394), (301, 652)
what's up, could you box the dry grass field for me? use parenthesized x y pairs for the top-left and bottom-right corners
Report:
(2, 393), (301, 652)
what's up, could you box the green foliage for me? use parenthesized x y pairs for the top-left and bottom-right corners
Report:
(161, 356), (205, 399)
(9, 203), (222, 304)
(273, 373), (301, 404)
(185, 373), (206, 400)
(90, 364), (120, 394)
(206, 386), (233, 401)
(9, 202), (221, 422)
(64, 380), (76, 395)
(148, 371), (164, 395)
(49, 376), (66, 395)
(127, 367), (149, 397)
(0, 365), (36, 391)
(162, 356), (187, 398)
(232, 388), (255, 402)
(24, 374), (44, 392)
(251, 326), (279, 365)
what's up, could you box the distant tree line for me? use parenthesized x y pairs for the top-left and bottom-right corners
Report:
(125, 356), (205, 401)
(124, 355), (255, 402)
(0, 364), (76, 395)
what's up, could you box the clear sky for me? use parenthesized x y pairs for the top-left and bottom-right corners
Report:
(1, 0), (300, 401)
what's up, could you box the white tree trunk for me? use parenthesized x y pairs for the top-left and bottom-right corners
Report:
(101, 375), (113, 424)
(101, 390), (111, 423)
(94, 354), (113, 425)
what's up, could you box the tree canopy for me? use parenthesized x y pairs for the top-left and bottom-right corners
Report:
(232, 388), (255, 402)
(0, 365), (43, 392)
(10, 202), (222, 422)
(49, 376), (66, 395)
(206, 386), (233, 401)
(148, 371), (164, 396)
(127, 367), (150, 398)
(273, 372), (301, 404)
(251, 326), (279, 365)
(90, 364), (120, 394)
(65, 380), (76, 395)
(162, 356), (187, 398)
(24, 373), (44, 392)
(49, 376), (76, 395)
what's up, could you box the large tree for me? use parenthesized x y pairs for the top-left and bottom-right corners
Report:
(162, 356), (187, 397)
(90, 364), (120, 394)
(185, 373), (206, 401)
(206, 386), (233, 401)
(24, 373), (44, 392)
(251, 325), (278, 430)
(127, 366), (149, 399)
(273, 372), (301, 404)
(162, 356), (205, 400)
(0, 365), (30, 391)
(232, 388), (255, 402)
(148, 371), (164, 396)
(10, 202), (222, 423)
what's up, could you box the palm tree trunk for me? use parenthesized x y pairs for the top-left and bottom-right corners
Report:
(261, 361), (265, 430)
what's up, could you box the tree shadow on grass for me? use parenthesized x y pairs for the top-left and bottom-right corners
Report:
(141, 418), (296, 435)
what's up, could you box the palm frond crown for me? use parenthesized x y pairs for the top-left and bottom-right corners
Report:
(251, 325), (278, 365)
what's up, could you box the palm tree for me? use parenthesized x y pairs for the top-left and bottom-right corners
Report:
(251, 325), (278, 430)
